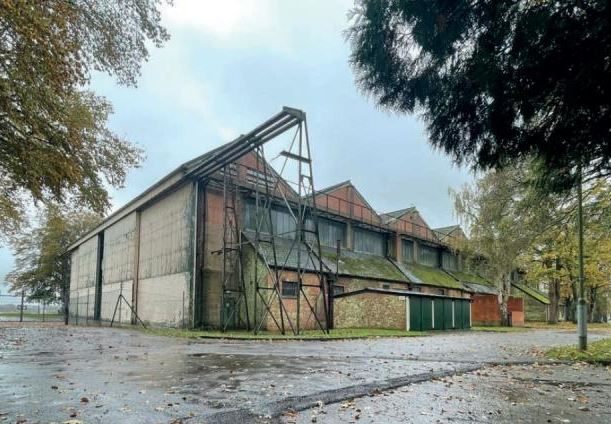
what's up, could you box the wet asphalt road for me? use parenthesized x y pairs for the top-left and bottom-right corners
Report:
(0, 324), (609, 423)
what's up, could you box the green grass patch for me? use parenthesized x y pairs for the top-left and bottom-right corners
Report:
(140, 327), (427, 340)
(471, 325), (528, 333)
(0, 311), (61, 318)
(547, 338), (611, 365)
(525, 321), (611, 331)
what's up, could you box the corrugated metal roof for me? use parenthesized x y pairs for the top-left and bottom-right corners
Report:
(512, 283), (550, 304)
(334, 287), (468, 301)
(319, 248), (409, 282)
(463, 282), (498, 295)
(402, 263), (462, 289)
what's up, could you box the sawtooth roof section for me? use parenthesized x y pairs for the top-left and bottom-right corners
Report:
(512, 283), (550, 305)
(68, 107), (305, 252)
(446, 270), (492, 287)
(314, 180), (380, 220)
(319, 247), (408, 282)
(402, 263), (462, 289)
(434, 225), (465, 242)
(381, 206), (417, 223)
(462, 282), (499, 295)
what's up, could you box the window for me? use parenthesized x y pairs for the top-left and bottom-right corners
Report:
(244, 202), (296, 238)
(418, 245), (439, 267)
(353, 227), (385, 255)
(409, 285), (422, 293)
(402, 239), (414, 263)
(306, 218), (346, 248)
(382, 283), (391, 290)
(332, 285), (345, 296)
(282, 281), (298, 297)
(442, 251), (458, 271)
(437, 289), (446, 296)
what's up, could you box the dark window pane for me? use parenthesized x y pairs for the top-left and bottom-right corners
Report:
(442, 251), (458, 271)
(282, 281), (298, 297)
(402, 239), (414, 263)
(353, 227), (385, 255)
(332, 285), (344, 296)
(418, 245), (438, 267)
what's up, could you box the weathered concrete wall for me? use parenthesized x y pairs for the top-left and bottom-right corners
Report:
(69, 236), (98, 321)
(137, 183), (194, 326)
(100, 213), (137, 323)
(202, 187), (224, 328)
(334, 293), (406, 329)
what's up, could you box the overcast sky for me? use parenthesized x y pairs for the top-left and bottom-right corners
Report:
(0, 0), (474, 292)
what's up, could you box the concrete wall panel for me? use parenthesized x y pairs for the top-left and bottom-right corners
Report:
(69, 237), (98, 322)
(139, 184), (194, 280)
(100, 280), (133, 324)
(102, 213), (136, 285)
(138, 273), (189, 326)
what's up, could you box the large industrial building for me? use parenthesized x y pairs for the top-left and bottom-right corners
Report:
(67, 108), (502, 333)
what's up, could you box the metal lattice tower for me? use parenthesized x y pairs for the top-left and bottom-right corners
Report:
(220, 163), (250, 331)
(250, 117), (329, 335)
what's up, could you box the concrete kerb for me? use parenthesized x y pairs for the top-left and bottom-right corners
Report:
(185, 363), (483, 423)
(183, 356), (573, 423)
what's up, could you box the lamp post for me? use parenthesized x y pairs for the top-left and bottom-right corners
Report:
(577, 168), (587, 350)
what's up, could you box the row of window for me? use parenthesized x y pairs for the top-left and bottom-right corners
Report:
(280, 281), (346, 297)
(280, 281), (445, 297)
(244, 202), (459, 268)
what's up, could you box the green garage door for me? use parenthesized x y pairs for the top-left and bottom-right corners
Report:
(455, 300), (464, 329)
(409, 297), (422, 331)
(444, 299), (454, 329)
(461, 300), (471, 329)
(421, 298), (433, 330)
(433, 298), (444, 330)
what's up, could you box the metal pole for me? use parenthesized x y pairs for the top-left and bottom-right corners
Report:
(577, 168), (587, 350)
(182, 291), (186, 329)
(19, 290), (24, 322)
(42, 301), (45, 322)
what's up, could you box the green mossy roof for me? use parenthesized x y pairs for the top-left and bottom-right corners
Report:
(403, 262), (462, 289)
(321, 249), (408, 282)
(448, 270), (493, 286)
(512, 283), (550, 304)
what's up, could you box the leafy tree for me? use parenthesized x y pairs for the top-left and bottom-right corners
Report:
(520, 179), (611, 322)
(0, 0), (170, 242)
(451, 163), (560, 325)
(6, 205), (101, 306)
(348, 0), (611, 188)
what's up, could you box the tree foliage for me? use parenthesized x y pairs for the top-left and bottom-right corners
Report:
(348, 0), (611, 188)
(0, 0), (170, 242)
(6, 205), (101, 302)
(519, 179), (611, 322)
(451, 162), (563, 324)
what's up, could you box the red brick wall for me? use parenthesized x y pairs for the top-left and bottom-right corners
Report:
(472, 294), (524, 326)
(263, 270), (327, 331)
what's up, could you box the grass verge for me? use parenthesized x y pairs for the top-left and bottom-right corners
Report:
(140, 327), (427, 340)
(0, 311), (61, 318)
(525, 322), (611, 331)
(547, 338), (611, 365)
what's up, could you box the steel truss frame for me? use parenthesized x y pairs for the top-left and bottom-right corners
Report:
(204, 107), (329, 334)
